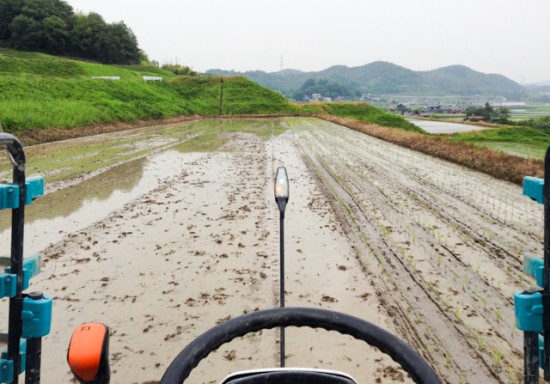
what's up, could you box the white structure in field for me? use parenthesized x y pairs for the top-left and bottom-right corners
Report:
(143, 76), (163, 82)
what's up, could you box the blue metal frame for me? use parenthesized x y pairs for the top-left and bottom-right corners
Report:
(516, 150), (550, 383)
(0, 134), (49, 384)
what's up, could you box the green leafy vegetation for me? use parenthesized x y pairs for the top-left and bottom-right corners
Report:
(292, 78), (359, 101)
(506, 115), (550, 133)
(2, 47), (544, 179)
(321, 103), (425, 133)
(0, 52), (300, 134)
(0, 0), (140, 64)
(161, 63), (198, 76)
(449, 125), (550, 159)
(169, 76), (298, 116)
(464, 103), (510, 123)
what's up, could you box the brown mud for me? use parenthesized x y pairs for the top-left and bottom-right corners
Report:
(4, 118), (543, 383)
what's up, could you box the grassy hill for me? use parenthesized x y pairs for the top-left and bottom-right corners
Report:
(0, 49), (421, 138)
(208, 61), (528, 99)
(320, 103), (423, 133)
(0, 48), (302, 133)
(0, 49), (544, 186)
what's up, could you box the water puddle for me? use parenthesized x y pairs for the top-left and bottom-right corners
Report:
(407, 118), (488, 134)
(0, 118), (290, 257)
(0, 150), (203, 256)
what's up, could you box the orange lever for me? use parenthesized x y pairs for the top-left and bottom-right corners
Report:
(67, 323), (110, 384)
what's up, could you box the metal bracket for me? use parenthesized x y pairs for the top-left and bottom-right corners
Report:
(0, 273), (16, 299)
(515, 290), (544, 332)
(0, 176), (44, 210)
(5, 254), (42, 292)
(523, 176), (544, 204)
(0, 339), (27, 381)
(22, 294), (52, 339)
(524, 254), (544, 288)
(0, 359), (14, 383)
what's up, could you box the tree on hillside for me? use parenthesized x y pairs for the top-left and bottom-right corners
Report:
(8, 0), (73, 52)
(9, 15), (43, 50)
(99, 21), (140, 64)
(20, 0), (73, 22)
(162, 63), (198, 76)
(42, 15), (71, 53)
(0, 0), (22, 40)
(465, 102), (510, 123)
(292, 78), (359, 101)
(70, 12), (108, 60)
(0, 0), (141, 64)
(70, 12), (140, 64)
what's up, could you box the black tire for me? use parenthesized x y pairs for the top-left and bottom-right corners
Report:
(161, 307), (440, 384)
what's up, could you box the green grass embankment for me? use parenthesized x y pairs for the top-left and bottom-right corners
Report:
(319, 102), (425, 133)
(449, 126), (550, 160)
(1, 49), (545, 184)
(0, 49), (418, 139)
(0, 49), (300, 135)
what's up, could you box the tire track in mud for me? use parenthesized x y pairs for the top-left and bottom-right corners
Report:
(298, 136), (497, 383)
(33, 126), (412, 384)
(292, 119), (544, 383)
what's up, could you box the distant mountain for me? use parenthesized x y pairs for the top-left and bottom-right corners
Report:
(526, 80), (550, 87)
(208, 62), (527, 100)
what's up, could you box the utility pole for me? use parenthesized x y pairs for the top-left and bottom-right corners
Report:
(219, 78), (224, 116)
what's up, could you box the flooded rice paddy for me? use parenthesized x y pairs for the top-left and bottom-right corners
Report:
(407, 118), (488, 134)
(0, 117), (543, 383)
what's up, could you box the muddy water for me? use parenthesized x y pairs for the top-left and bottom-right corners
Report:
(2, 117), (542, 383)
(0, 118), (289, 257)
(0, 150), (204, 256)
(15, 120), (414, 384)
(407, 118), (488, 133)
(294, 118), (543, 382)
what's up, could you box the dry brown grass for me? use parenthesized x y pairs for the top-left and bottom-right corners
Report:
(316, 114), (544, 185)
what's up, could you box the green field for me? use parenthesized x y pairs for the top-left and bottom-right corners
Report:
(449, 125), (550, 160)
(321, 102), (425, 133)
(0, 49), (419, 139)
(0, 48), (548, 166)
(0, 48), (300, 132)
(509, 103), (550, 120)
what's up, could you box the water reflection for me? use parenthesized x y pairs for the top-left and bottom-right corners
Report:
(0, 150), (200, 256)
(0, 118), (290, 256)
(407, 118), (488, 134)
(0, 157), (146, 231)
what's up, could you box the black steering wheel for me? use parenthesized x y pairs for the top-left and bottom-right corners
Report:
(160, 307), (441, 384)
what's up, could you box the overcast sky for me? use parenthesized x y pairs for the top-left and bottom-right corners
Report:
(64, 0), (550, 84)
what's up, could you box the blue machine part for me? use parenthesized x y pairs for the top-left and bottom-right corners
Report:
(22, 294), (52, 338)
(523, 176), (544, 204)
(0, 359), (13, 383)
(0, 339), (27, 381)
(0, 273), (16, 299)
(5, 254), (42, 291)
(524, 254), (544, 288)
(0, 176), (44, 210)
(24, 176), (44, 205)
(515, 290), (543, 332)
(0, 184), (18, 210)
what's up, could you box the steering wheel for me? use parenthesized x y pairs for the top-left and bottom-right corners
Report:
(160, 307), (441, 384)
